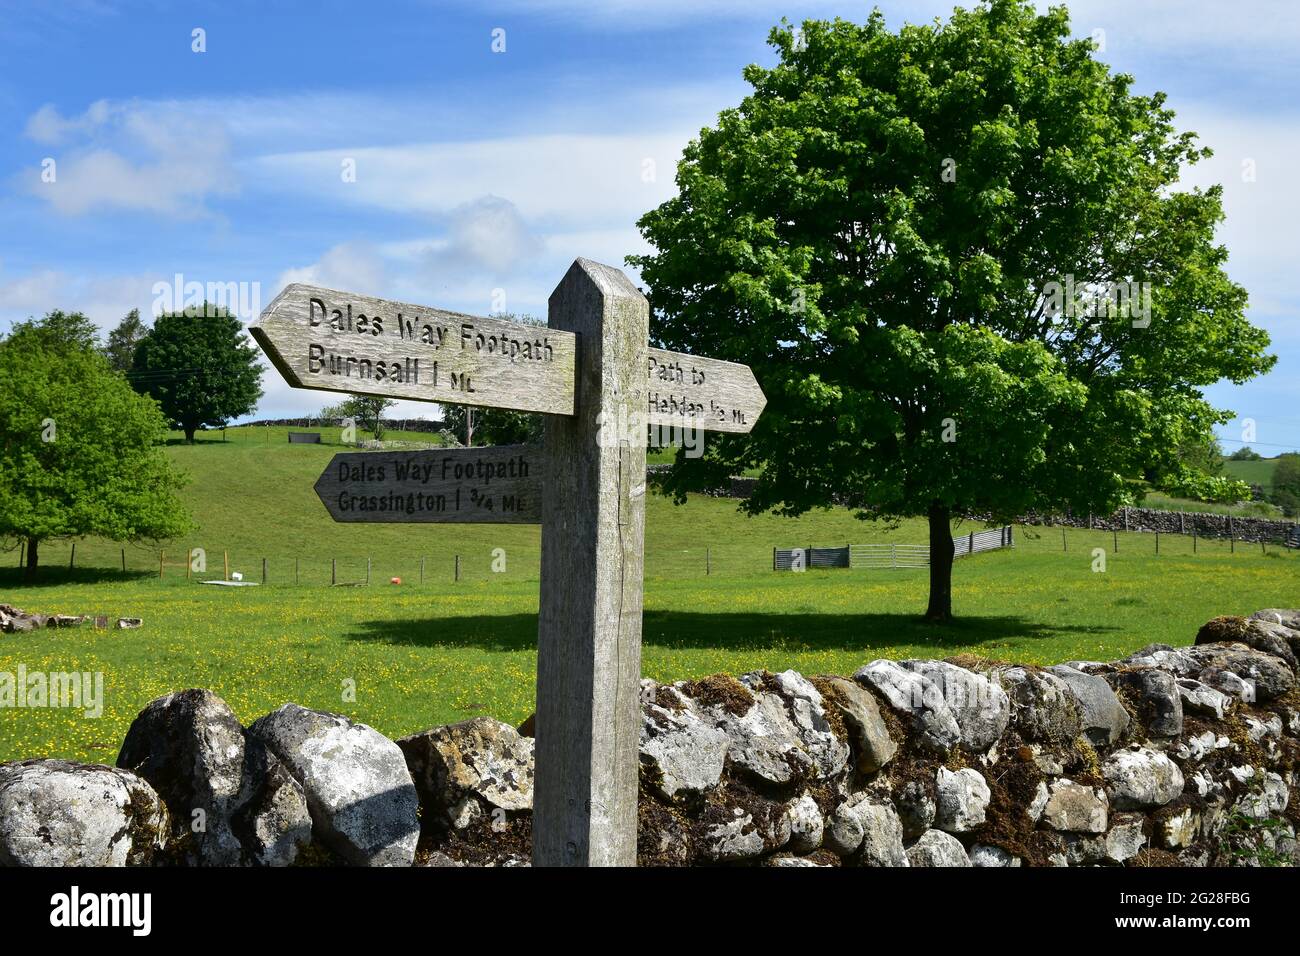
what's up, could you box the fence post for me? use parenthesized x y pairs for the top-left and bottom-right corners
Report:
(420, 556), (425, 584)
(1062, 527), (1067, 552)
(122, 548), (126, 573)
(1155, 532), (1159, 555)
(331, 558), (336, 586)
(455, 554), (460, 582)
(1193, 532), (1197, 553)
(772, 547), (776, 571)
(968, 531), (975, 557)
(263, 557), (268, 584)
(891, 543), (897, 569)
(159, 551), (165, 579)
(70, 542), (76, 570)
(706, 547), (711, 576)
(1113, 529), (1118, 554)
(224, 551), (230, 582)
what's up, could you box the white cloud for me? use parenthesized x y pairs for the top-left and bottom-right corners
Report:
(276, 242), (388, 296)
(1034, 0), (1300, 61)
(0, 268), (162, 332)
(424, 195), (544, 277)
(251, 132), (684, 229)
(21, 100), (237, 217)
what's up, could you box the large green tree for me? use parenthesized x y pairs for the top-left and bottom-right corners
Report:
(0, 314), (193, 578)
(132, 303), (263, 441)
(633, 1), (1274, 620)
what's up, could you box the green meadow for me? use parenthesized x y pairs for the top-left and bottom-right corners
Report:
(2, 425), (1297, 763)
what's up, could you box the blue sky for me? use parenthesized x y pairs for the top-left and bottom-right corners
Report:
(1, 0), (1297, 452)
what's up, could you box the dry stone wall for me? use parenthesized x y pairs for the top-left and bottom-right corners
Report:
(2, 609), (1299, 867)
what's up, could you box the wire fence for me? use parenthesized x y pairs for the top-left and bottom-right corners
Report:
(4, 521), (1295, 588)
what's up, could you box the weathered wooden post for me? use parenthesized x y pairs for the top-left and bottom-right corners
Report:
(250, 261), (764, 868)
(533, 259), (648, 867)
(69, 542), (75, 569)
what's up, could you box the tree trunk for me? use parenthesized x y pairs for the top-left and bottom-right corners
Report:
(924, 502), (954, 622)
(184, 425), (197, 443)
(24, 537), (38, 581)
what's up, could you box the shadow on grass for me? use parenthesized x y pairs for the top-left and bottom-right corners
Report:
(0, 567), (158, 589)
(344, 610), (1117, 655)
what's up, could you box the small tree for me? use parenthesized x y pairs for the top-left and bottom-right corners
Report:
(1272, 455), (1300, 517)
(438, 312), (545, 447)
(0, 316), (193, 578)
(322, 396), (395, 441)
(132, 303), (263, 441)
(103, 308), (149, 373)
(441, 404), (541, 447)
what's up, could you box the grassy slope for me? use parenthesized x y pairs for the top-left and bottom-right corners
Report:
(1222, 456), (1280, 493)
(2, 428), (1298, 762)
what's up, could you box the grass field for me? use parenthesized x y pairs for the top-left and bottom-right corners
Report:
(1222, 456), (1283, 494)
(2, 426), (1298, 763)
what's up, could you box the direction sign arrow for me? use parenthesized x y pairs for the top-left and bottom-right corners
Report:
(313, 444), (543, 524)
(251, 284), (576, 416)
(645, 347), (765, 434)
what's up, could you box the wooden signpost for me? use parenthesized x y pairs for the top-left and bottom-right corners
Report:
(250, 283), (576, 415)
(314, 445), (543, 524)
(252, 258), (764, 867)
(645, 347), (765, 434)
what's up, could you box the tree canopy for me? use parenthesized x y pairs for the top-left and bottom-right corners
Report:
(132, 303), (263, 441)
(103, 308), (149, 373)
(632, 0), (1275, 619)
(0, 314), (193, 577)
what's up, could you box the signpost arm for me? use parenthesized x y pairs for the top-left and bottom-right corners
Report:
(533, 259), (647, 867)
